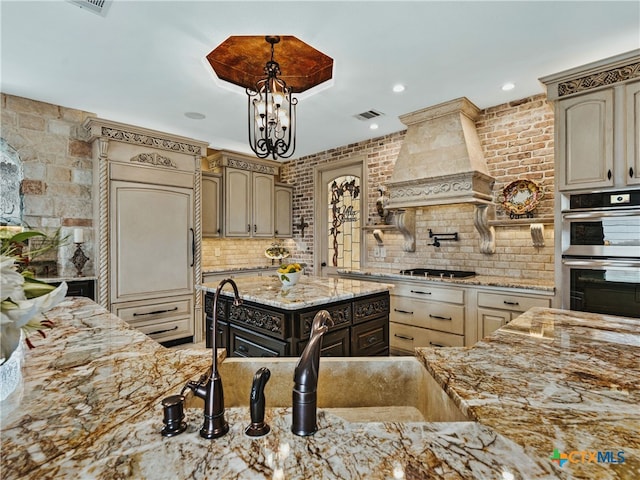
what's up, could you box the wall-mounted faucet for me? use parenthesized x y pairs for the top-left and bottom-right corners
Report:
(292, 310), (333, 436)
(183, 278), (242, 439)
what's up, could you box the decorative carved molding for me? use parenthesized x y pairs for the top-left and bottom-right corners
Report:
(97, 140), (110, 308)
(100, 126), (203, 155)
(130, 152), (177, 169)
(354, 297), (390, 321)
(391, 180), (474, 200)
(558, 61), (640, 97)
(392, 209), (416, 252)
(302, 305), (351, 335)
(229, 304), (285, 336)
(207, 155), (279, 176)
(474, 204), (496, 254)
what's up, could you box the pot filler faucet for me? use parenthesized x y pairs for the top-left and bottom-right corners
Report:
(292, 310), (333, 436)
(183, 278), (242, 439)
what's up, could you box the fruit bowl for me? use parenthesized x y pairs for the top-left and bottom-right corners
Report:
(277, 263), (303, 287)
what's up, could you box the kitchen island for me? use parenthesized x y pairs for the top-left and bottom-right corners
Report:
(1, 298), (638, 479)
(200, 275), (393, 357)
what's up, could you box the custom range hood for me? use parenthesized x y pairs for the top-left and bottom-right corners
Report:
(387, 97), (494, 209)
(385, 97), (496, 254)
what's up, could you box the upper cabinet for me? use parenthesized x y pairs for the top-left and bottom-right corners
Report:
(274, 183), (293, 237)
(205, 151), (280, 238)
(202, 173), (221, 237)
(541, 50), (640, 191)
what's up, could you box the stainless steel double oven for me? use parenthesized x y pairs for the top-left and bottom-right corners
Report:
(561, 190), (640, 318)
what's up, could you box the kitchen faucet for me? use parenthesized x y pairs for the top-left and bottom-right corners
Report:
(183, 278), (242, 439)
(292, 310), (333, 436)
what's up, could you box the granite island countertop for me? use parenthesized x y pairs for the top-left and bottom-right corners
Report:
(1, 298), (637, 479)
(199, 274), (394, 310)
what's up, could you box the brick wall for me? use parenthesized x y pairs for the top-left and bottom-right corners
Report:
(1, 93), (95, 276)
(277, 94), (555, 281)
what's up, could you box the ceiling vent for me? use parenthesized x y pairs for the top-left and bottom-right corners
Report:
(354, 110), (383, 121)
(67, 0), (112, 17)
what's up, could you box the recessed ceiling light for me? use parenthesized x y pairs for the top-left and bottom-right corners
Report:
(392, 84), (405, 93)
(370, 123), (379, 130)
(184, 112), (206, 120)
(501, 82), (515, 92)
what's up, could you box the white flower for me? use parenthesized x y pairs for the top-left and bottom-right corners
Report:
(0, 255), (67, 364)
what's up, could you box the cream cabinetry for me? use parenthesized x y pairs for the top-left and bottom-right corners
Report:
(85, 118), (207, 345)
(202, 173), (221, 237)
(206, 151), (280, 238)
(476, 290), (552, 338)
(626, 81), (640, 185)
(274, 183), (293, 237)
(556, 89), (614, 190)
(541, 50), (640, 191)
(389, 282), (466, 354)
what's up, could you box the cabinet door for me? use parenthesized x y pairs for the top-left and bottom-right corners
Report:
(224, 169), (251, 237)
(626, 81), (640, 186)
(252, 173), (275, 237)
(110, 181), (194, 303)
(478, 308), (510, 338)
(202, 174), (221, 237)
(557, 89), (614, 190)
(274, 185), (293, 237)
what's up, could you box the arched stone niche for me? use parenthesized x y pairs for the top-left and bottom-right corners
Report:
(0, 138), (23, 226)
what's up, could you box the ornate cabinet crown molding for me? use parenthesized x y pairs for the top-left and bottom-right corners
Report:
(130, 152), (177, 169)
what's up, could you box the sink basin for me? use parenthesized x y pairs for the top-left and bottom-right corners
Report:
(185, 356), (467, 423)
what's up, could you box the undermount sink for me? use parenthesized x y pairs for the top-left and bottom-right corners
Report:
(185, 356), (468, 423)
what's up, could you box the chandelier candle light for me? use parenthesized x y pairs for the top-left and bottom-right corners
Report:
(247, 36), (297, 160)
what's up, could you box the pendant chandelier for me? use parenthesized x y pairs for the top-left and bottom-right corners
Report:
(247, 36), (297, 160)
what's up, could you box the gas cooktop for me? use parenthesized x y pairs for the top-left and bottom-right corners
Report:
(399, 268), (476, 279)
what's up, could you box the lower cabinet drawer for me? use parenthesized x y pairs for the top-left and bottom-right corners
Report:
(391, 296), (464, 334)
(134, 316), (193, 342)
(477, 292), (551, 313)
(351, 317), (389, 356)
(229, 325), (289, 357)
(112, 296), (194, 342)
(390, 322), (464, 353)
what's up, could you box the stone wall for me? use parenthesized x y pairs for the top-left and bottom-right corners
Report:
(0, 94), (95, 276)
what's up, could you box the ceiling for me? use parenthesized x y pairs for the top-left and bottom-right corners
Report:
(1, 1), (639, 160)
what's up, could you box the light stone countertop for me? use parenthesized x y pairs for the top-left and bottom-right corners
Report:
(338, 268), (556, 293)
(199, 274), (394, 310)
(1, 298), (637, 479)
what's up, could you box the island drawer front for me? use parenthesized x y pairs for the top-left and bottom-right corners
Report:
(228, 303), (289, 339)
(393, 284), (464, 304)
(298, 302), (352, 337)
(205, 318), (229, 350)
(391, 296), (464, 335)
(477, 292), (551, 313)
(390, 322), (464, 351)
(296, 327), (350, 357)
(353, 294), (390, 325)
(229, 325), (289, 357)
(114, 297), (192, 325)
(351, 317), (389, 356)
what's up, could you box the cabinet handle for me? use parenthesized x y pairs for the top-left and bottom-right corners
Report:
(410, 290), (431, 295)
(630, 167), (635, 178)
(149, 325), (178, 336)
(429, 341), (446, 348)
(429, 314), (452, 321)
(133, 307), (178, 317)
(394, 333), (414, 341)
(503, 301), (520, 306)
(190, 227), (195, 267)
(367, 335), (378, 344)
(393, 308), (414, 315)
(254, 224), (257, 233)
(237, 345), (249, 353)
(247, 224), (251, 233)
(275, 230), (279, 235)
(607, 169), (612, 180)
